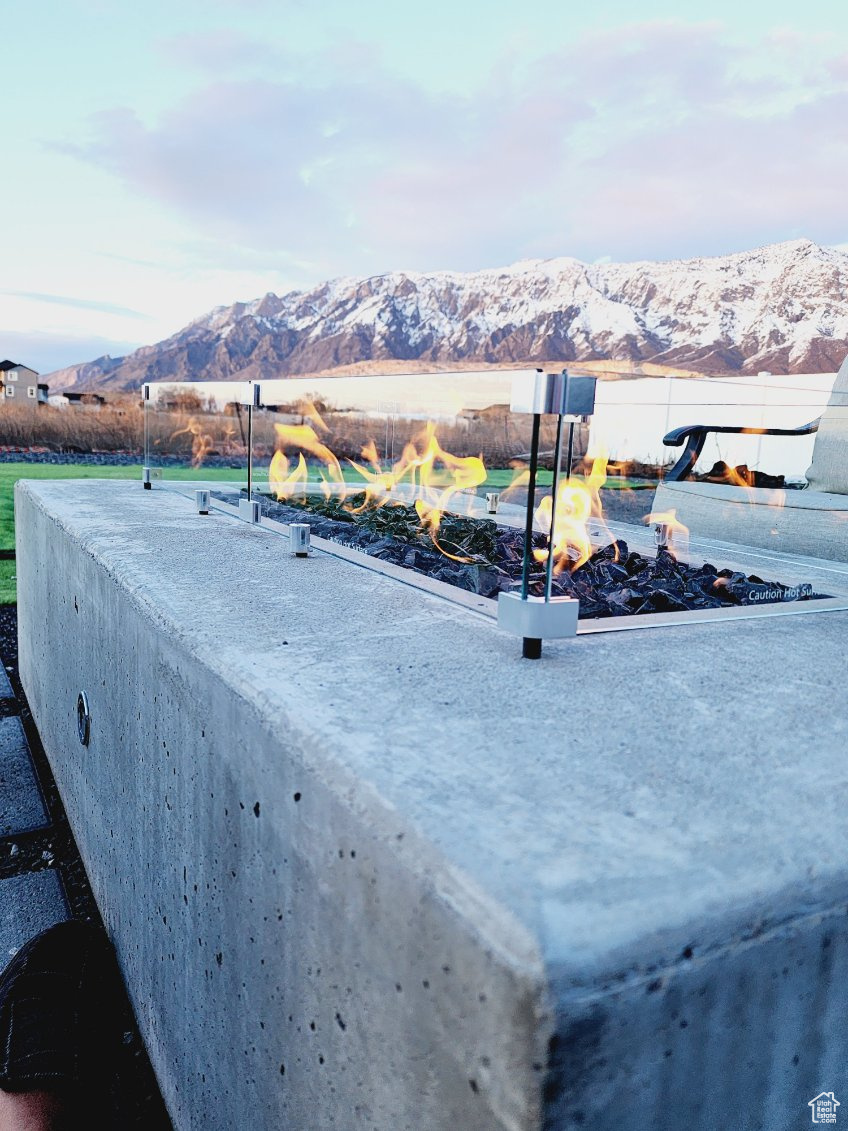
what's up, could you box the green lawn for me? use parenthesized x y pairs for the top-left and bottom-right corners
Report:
(0, 463), (146, 603)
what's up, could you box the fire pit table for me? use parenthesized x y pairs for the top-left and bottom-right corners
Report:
(14, 366), (848, 1131)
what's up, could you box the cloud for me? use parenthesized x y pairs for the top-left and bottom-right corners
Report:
(5, 292), (152, 320)
(157, 29), (284, 73)
(59, 21), (848, 275)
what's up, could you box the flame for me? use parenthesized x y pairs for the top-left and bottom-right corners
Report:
(297, 398), (330, 433)
(500, 460), (531, 501)
(346, 438), (408, 512)
(269, 450), (308, 500)
(644, 508), (690, 558)
(272, 420), (345, 500)
(171, 416), (214, 468)
(411, 424), (487, 560)
(267, 408), (489, 561)
(704, 461), (754, 488)
(360, 438), (381, 472)
(532, 454), (611, 573)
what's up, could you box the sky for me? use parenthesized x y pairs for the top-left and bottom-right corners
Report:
(2, 0), (848, 373)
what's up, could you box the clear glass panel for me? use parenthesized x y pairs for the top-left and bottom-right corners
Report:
(662, 372), (830, 483)
(244, 371), (549, 599)
(141, 367), (848, 632)
(566, 367), (848, 624)
(142, 380), (253, 501)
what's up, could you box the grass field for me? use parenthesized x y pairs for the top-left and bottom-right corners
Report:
(0, 463), (145, 603)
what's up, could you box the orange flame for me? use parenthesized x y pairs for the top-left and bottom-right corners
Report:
(269, 450), (308, 500)
(533, 455), (611, 573)
(272, 420), (345, 500)
(644, 508), (689, 558)
(500, 460), (531, 502)
(267, 409), (489, 561)
(411, 424), (487, 560)
(171, 416), (214, 468)
(360, 438), (381, 471)
(297, 398), (330, 434)
(346, 439), (408, 512)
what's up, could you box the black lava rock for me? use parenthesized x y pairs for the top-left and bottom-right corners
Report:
(222, 490), (823, 622)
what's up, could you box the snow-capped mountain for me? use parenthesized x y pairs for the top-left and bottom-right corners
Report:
(48, 239), (848, 391)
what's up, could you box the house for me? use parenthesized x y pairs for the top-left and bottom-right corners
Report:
(0, 360), (48, 404)
(62, 391), (106, 409)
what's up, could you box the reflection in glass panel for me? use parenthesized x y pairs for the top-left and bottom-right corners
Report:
(140, 366), (848, 641)
(248, 371), (558, 599)
(142, 381), (252, 494)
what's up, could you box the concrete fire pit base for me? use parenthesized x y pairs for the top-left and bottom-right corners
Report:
(15, 479), (848, 1131)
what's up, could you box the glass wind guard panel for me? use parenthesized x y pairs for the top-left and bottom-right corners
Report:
(572, 368), (848, 629)
(246, 371), (544, 593)
(143, 368), (848, 635)
(142, 381), (253, 499)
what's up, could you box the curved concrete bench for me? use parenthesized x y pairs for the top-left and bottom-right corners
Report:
(655, 357), (848, 561)
(651, 479), (848, 561)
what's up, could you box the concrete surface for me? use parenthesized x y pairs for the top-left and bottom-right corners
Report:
(0, 871), (68, 968)
(0, 678), (69, 978)
(0, 716), (49, 834)
(0, 664), (14, 700)
(15, 478), (848, 1131)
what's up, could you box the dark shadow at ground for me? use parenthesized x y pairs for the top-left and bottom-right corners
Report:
(0, 605), (173, 1129)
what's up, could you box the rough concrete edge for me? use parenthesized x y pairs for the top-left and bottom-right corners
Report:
(547, 886), (848, 1013)
(538, 891), (848, 1129)
(13, 477), (551, 995)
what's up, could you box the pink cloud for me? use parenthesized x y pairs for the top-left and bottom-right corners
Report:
(61, 21), (848, 275)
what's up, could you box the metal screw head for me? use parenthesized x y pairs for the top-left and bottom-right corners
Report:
(77, 692), (91, 747)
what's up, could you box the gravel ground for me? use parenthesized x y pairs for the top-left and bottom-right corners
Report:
(0, 450), (144, 466)
(0, 449), (250, 468)
(0, 605), (172, 1128)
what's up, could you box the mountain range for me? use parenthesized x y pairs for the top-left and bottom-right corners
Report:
(46, 239), (848, 392)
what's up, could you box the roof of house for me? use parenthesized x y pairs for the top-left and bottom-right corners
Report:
(0, 360), (38, 373)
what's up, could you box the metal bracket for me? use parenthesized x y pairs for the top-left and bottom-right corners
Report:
(239, 383), (261, 408)
(239, 498), (260, 524)
(510, 370), (597, 418)
(497, 591), (579, 658)
(289, 523), (310, 557)
(195, 489), (210, 515)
